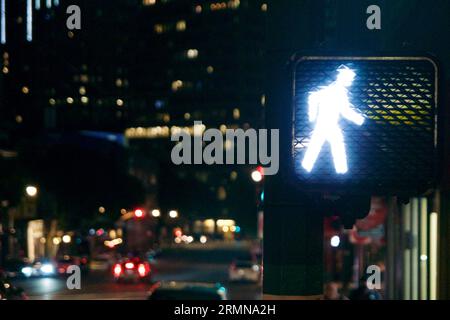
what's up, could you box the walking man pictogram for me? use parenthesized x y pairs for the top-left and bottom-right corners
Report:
(301, 66), (365, 174)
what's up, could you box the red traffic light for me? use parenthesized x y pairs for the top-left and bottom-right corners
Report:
(134, 209), (144, 218)
(257, 166), (264, 176)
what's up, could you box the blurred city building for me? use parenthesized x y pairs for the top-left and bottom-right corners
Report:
(0, 0), (268, 262)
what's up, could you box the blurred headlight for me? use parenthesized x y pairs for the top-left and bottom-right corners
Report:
(41, 264), (55, 275)
(21, 267), (33, 277)
(252, 265), (260, 272)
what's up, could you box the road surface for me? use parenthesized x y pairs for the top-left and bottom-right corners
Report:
(10, 245), (261, 300)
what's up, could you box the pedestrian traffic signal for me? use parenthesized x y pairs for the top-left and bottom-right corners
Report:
(291, 56), (438, 196)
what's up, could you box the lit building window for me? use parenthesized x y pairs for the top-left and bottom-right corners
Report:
(115, 78), (123, 87)
(116, 99), (124, 107)
(80, 74), (89, 83)
(142, 0), (156, 6)
(206, 65), (214, 74)
(66, 97), (74, 104)
(154, 24), (164, 34)
(211, 1), (239, 11)
(233, 108), (240, 120)
(261, 94), (266, 107)
(2, 67), (8, 74)
(21, 86), (29, 94)
(171, 80), (183, 92)
(79, 86), (86, 95)
(184, 113), (191, 120)
(194, 5), (202, 14)
(81, 96), (89, 104)
(229, 0), (240, 9)
(176, 20), (186, 32)
(16, 115), (23, 123)
(49, 98), (56, 106)
(186, 49), (198, 59)
(261, 3), (268, 11)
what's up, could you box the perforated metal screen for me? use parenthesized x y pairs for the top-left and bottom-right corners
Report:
(292, 57), (438, 194)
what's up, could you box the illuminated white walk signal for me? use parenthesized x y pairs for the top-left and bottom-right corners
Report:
(301, 66), (364, 174)
(291, 56), (437, 194)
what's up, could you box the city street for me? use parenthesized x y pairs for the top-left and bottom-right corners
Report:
(10, 246), (261, 300)
(1, 0), (449, 307)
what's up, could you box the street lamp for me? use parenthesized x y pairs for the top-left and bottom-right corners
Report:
(152, 209), (161, 218)
(62, 235), (71, 243)
(330, 235), (340, 247)
(25, 185), (38, 197)
(251, 166), (264, 182)
(169, 210), (178, 219)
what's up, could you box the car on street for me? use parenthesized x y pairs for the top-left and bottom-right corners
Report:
(147, 281), (228, 300)
(228, 260), (261, 282)
(113, 257), (151, 283)
(21, 258), (56, 278)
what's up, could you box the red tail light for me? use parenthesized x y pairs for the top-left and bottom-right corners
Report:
(125, 262), (135, 269)
(113, 264), (122, 276)
(138, 264), (147, 277)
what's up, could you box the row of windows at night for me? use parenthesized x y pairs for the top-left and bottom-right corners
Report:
(18, 88), (252, 122)
(46, 97), (125, 107)
(143, 0), (245, 11)
(126, 122), (254, 139)
(12, 53), (261, 86)
(16, 74), (263, 102)
(42, 97), (244, 122)
(11, 106), (258, 130)
(152, 1), (267, 34)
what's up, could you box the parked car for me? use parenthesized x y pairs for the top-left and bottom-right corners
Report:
(148, 281), (227, 300)
(228, 260), (261, 282)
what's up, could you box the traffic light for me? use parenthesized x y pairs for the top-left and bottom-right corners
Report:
(134, 209), (144, 218)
